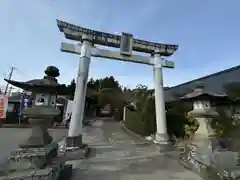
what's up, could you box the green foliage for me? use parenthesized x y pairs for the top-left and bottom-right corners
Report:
(125, 95), (199, 139)
(67, 76), (124, 113)
(184, 116), (199, 139)
(124, 109), (150, 136)
(124, 84), (199, 139)
(166, 102), (199, 140)
(211, 83), (240, 136)
(166, 108), (186, 139)
(211, 109), (240, 137)
(141, 97), (156, 135)
(124, 85), (155, 136)
(131, 84), (152, 111)
(97, 88), (124, 109)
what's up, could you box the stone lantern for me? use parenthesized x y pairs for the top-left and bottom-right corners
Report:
(180, 85), (228, 138)
(179, 85), (238, 177)
(0, 66), (72, 180)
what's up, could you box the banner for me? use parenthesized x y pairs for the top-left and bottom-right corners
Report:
(19, 92), (32, 115)
(0, 95), (8, 119)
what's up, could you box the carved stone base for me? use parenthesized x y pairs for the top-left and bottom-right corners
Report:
(0, 158), (71, 180)
(58, 135), (91, 160)
(65, 144), (91, 160)
(0, 143), (72, 180)
(179, 137), (240, 180)
(154, 133), (173, 152)
(65, 135), (82, 148)
(8, 143), (58, 170)
(154, 133), (168, 144)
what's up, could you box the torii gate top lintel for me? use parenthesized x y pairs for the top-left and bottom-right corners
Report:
(56, 19), (178, 57)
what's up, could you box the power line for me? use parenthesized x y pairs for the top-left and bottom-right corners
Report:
(14, 67), (31, 78)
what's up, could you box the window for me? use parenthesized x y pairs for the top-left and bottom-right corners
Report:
(7, 103), (14, 112)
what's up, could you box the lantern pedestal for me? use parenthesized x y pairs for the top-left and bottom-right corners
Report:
(62, 135), (90, 160)
(0, 105), (69, 179)
(181, 106), (239, 179)
(188, 108), (218, 138)
(0, 105), (72, 180)
(178, 86), (240, 178)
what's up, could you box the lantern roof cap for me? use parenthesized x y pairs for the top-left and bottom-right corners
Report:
(4, 66), (71, 95)
(180, 86), (229, 101)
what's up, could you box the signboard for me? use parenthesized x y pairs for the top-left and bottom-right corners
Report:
(57, 19), (178, 56)
(120, 32), (133, 56)
(0, 95), (8, 119)
(162, 59), (175, 68)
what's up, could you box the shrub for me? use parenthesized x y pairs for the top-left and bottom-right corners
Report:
(124, 92), (199, 140)
(124, 109), (150, 136)
(141, 97), (156, 135)
(166, 109), (186, 139)
(166, 102), (196, 140)
(211, 109), (240, 137)
(184, 116), (199, 139)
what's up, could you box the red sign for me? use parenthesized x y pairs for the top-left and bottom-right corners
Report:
(0, 95), (8, 119)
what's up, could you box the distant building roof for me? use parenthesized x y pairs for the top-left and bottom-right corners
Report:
(164, 65), (240, 102)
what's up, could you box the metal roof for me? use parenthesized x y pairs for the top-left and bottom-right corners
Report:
(164, 65), (240, 102)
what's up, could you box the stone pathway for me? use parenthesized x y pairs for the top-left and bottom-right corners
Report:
(68, 120), (203, 180)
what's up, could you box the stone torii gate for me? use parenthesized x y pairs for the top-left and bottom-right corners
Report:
(57, 20), (178, 149)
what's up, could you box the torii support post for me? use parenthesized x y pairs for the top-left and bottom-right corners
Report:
(57, 20), (178, 150)
(153, 51), (168, 143)
(66, 35), (92, 149)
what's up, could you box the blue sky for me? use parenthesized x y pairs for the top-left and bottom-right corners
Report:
(0, 0), (240, 90)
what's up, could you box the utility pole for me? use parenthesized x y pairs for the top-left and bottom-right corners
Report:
(4, 66), (15, 95)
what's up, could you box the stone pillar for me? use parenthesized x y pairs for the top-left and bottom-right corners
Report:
(153, 50), (168, 144)
(67, 35), (92, 148)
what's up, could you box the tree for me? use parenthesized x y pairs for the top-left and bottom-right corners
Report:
(87, 78), (97, 90)
(132, 84), (151, 111)
(86, 76), (123, 110)
(210, 82), (240, 137)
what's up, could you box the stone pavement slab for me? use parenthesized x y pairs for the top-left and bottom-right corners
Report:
(67, 120), (203, 180)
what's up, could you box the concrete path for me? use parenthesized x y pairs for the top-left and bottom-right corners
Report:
(69, 120), (203, 180)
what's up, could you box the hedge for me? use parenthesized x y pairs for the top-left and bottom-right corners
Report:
(124, 109), (150, 136)
(124, 97), (198, 140)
